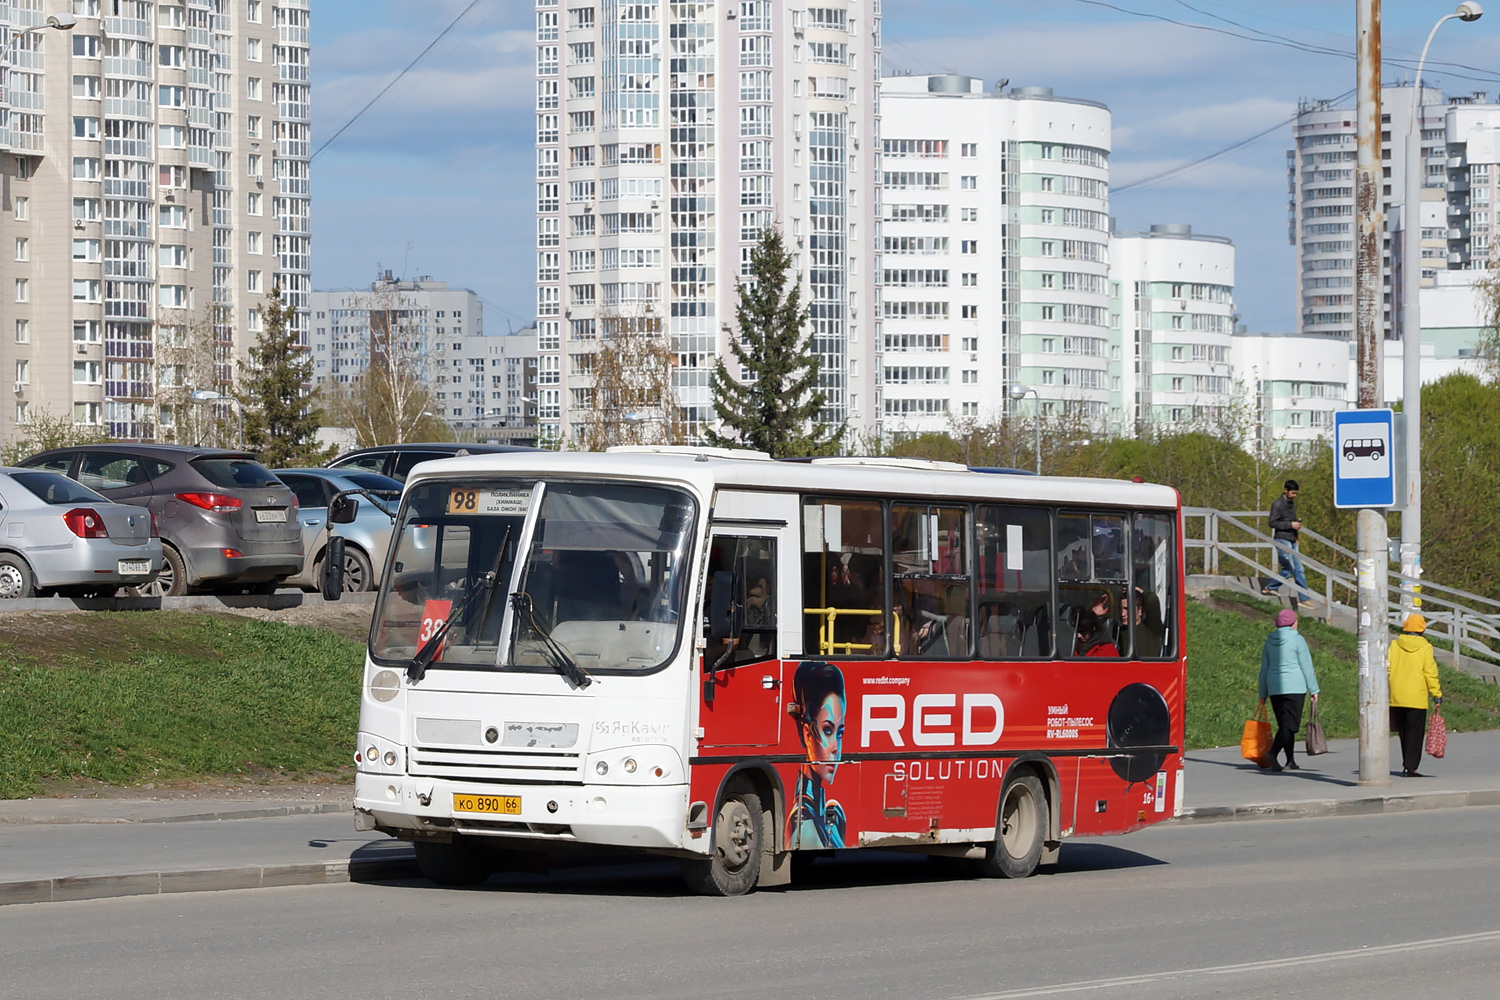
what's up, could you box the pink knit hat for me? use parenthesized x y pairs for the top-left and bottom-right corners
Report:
(1275, 609), (1297, 628)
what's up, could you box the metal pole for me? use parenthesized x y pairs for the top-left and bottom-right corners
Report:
(1402, 12), (1463, 613)
(1033, 395), (1041, 475)
(1355, 0), (1390, 785)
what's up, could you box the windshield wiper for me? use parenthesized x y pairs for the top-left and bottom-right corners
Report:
(509, 593), (593, 689)
(407, 526), (511, 683)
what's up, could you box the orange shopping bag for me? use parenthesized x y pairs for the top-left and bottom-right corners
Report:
(1241, 704), (1272, 768)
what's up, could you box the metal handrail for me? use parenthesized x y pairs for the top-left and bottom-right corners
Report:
(1184, 507), (1500, 668)
(1207, 510), (1500, 615)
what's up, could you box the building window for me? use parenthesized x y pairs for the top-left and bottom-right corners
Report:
(73, 360), (102, 384)
(14, 197), (28, 222)
(73, 239), (100, 261)
(961, 207), (978, 222)
(73, 197), (100, 222)
(73, 34), (99, 58)
(1171, 346), (1184, 360)
(247, 0), (262, 22)
(15, 360), (28, 385)
(158, 285), (187, 308)
(247, 232), (263, 254)
(961, 240), (978, 254)
(247, 115), (262, 139)
(248, 153), (262, 177)
(1172, 377), (1185, 391)
(14, 279), (29, 303)
(1042, 338), (1056, 352)
(247, 38), (262, 61)
(961, 175), (978, 190)
(159, 205), (187, 229)
(74, 321), (101, 344)
(961, 143), (978, 158)
(73, 157), (100, 180)
(962, 336), (978, 352)
(1041, 241), (1055, 256)
(247, 192), (263, 215)
(157, 124), (186, 148)
(158, 244), (187, 268)
(248, 270), (263, 293)
(14, 238), (28, 262)
(961, 305), (978, 319)
(247, 77), (263, 101)
(159, 44), (184, 67)
(73, 75), (100, 99)
(15, 319), (30, 344)
(1171, 315), (1184, 330)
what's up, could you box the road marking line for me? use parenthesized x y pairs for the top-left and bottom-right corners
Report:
(954, 929), (1500, 998)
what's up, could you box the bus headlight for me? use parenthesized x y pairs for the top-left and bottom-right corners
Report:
(596, 760), (609, 776)
(368, 670), (401, 702)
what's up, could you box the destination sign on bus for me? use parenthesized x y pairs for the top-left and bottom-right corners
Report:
(446, 487), (530, 516)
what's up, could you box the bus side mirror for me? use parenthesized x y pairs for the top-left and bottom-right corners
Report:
(708, 570), (743, 642)
(322, 536), (346, 601)
(329, 494), (358, 524)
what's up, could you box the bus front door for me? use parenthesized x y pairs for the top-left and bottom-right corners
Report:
(699, 528), (786, 747)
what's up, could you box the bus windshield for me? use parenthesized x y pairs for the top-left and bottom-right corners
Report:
(370, 478), (697, 674)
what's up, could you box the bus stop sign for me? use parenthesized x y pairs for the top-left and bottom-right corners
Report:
(1333, 408), (1395, 508)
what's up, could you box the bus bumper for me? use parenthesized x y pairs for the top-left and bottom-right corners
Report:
(354, 772), (694, 852)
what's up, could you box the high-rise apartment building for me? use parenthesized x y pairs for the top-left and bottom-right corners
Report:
(535, 0), (881, 444)
(0, 0), (310, 445)
(1109, 224), (1236, 436)
(879, 74), (1112, 433)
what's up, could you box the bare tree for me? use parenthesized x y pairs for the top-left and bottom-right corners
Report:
(1, 406), (110, 465)
(573, 308), (687, 451)
(155, 307), (241, 448)
(323, 282), (452, 447)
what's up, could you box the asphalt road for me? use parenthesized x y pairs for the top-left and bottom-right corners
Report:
(4, 807), (1497, 1000)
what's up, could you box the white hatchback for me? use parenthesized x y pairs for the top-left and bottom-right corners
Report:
(0, 468), (162, 598)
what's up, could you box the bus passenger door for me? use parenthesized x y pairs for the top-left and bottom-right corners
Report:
(698, 515), (792, 748)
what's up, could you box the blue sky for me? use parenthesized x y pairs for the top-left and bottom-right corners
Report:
(312, 0), (1500, 335)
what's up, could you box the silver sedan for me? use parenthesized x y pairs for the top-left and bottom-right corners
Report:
(0, 468), (162, 598)
(273, 468), (400, 593)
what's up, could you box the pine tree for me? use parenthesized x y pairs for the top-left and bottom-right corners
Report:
(707, 226), (844, 457)
(242, 284), (335, 467)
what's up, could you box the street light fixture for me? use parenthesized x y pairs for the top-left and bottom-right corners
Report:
(1401, 1), (1482, 611)
(2, 12), (75, 70)
(1008, 383), (1042, 475)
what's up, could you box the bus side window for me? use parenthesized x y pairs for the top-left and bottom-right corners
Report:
(890, 504), (971, 659)
(703, 535), (778, 668)
(976, 505), (1052, 659)
(1131, 513), (1176, 659)
(802, 499), (886, 657)
(1057, 513), (1127, 659)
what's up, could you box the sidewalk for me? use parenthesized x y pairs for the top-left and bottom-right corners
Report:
(1178, 728), (1500, 822)
(3, 730), (1498, 906)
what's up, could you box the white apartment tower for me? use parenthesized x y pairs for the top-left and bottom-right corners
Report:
(535, 0), (882, 444)
(1109, 224), (1236, 436)
(0, 0), (311, 444)
(879, 75), (1112, 433)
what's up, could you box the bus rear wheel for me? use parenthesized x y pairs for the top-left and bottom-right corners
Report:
(975, 774), (1046, 879)
(681, 783), (763, 897)
(414, 835), (494, 887)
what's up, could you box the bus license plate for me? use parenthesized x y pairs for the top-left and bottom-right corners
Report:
(118, 559), (151, 575)
(453, 793), (521, 816)
(255, 508), (286, 523)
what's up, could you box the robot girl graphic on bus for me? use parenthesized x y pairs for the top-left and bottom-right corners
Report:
(785, 660), (847, 849)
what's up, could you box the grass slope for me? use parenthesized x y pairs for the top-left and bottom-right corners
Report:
(1186, 592), (1500, 750)
(0, 612), (363, 799)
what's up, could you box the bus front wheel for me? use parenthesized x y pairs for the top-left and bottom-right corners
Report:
(975, 774), (1046, 879)
(414, 835), (494, 887)
(681, 783), (763, 897)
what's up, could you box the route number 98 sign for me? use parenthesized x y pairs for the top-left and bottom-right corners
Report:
(446, 487), (530, 516)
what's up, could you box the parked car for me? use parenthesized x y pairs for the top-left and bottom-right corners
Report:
(273, 468), (401, 593)
(0, 468), (162, 598)
(18, 445), (302, 597)
(327, 443), (535, 482)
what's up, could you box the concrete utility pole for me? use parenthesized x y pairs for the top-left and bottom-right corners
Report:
(1355, 0), (1391, 785)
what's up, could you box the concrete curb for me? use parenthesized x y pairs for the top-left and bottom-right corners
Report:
(0, 591), (375, 614)
(1175, 787), (1500, 824)
(0, 852), (419, 907)
(0, 801), (350, 826)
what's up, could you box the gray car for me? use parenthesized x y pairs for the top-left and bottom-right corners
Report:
(0, 468), (162, 598)
(19, 445), (302, 597)
(274, 468), (400, 593)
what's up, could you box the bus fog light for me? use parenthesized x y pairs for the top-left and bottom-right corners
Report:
(595, 761), (609, 776)
(385, 784), (398, 801)
(366, 746), (378, 762)
(623, 757), (637, 773)
(383, 751), (397, 766)
(589, 797), (606, 813)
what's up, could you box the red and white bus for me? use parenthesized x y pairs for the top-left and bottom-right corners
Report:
(352, 447), (1185, 896)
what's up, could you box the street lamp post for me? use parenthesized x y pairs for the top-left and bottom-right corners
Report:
(1401, 2), (1483, 613)
(1008, 383), (1041, 474)
(1, 13), (76, 70)
(189, 389), (244, 449)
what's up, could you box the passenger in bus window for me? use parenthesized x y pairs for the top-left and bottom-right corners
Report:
(1075, 610), (1120, 657)
(1126, 586), (1167, 658)
(786, 661), (847, 849)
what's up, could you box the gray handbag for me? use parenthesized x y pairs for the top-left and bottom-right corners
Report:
(1305, 700), (1328, 756)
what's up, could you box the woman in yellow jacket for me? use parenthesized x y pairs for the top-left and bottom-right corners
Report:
(1389, 613), (1443, 777)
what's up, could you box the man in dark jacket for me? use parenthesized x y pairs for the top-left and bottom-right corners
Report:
(1263, 479), (1310, 600)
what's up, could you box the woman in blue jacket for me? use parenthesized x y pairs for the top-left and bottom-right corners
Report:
(1258, 608), (1320, 771)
